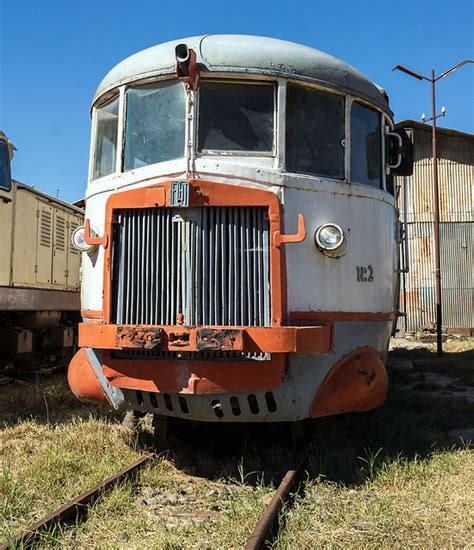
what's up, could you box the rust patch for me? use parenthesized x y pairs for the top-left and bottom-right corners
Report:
(196, 329), (243, 351)
(168, 330), (190, 347)
(116, 326), (162, 350)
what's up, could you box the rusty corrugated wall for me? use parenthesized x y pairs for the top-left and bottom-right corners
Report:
(396, 121), (473, 333)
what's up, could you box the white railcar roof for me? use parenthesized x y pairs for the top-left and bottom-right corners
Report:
(93, 35), (390, 112)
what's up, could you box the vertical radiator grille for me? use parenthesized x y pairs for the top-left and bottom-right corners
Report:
(111, 207), (271, 327)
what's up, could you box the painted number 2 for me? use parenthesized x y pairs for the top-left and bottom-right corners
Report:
(356, 265), (374, 282)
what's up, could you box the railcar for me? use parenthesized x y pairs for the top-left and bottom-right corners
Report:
(68, 35), (412, 423)
(0, 132), (83, 371)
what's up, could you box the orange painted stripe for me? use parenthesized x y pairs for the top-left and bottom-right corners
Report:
(291, 311), (395, 323)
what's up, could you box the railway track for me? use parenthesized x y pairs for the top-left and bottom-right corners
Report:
(1, 439), (311, 549)
(245, 443), (311, 549)
(0, 454), (154, 549)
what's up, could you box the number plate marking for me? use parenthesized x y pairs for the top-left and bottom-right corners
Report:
(356, 265), (374, 282)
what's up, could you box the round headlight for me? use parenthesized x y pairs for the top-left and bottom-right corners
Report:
(71, 226), (96, 253)
(315, 223), (347, 257)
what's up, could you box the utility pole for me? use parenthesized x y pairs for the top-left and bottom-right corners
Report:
(393, 60), (473, 357)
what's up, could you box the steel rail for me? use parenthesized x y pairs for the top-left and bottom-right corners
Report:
(244, 445), (310, 550)
(0, 453), (154, 549)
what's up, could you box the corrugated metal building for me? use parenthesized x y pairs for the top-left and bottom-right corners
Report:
(396, 120), (473, 335)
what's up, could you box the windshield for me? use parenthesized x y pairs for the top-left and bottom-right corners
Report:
(286, 84), (345, 179)
(198, 82), (275, 153)
(124, 81), (186, 171)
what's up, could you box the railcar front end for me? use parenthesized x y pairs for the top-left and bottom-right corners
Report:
(68, 35), (412, 422)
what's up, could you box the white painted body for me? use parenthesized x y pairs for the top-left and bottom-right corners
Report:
(83, 161), (397, 316)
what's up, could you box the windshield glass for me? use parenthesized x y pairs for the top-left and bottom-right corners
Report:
(124, 81), (186, 171)
(351, 102), (382, 188)
(92, 96), (119, 180)
(198, 82), (274, 153)
(286, 84), (345, 179)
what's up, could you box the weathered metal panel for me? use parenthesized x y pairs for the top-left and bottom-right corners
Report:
(0, 287), (80, 311)
(439, 223), (473, 330)
(397, 124), (473, 332)
(93, 35), (390, 113)
(401, 221), (473, 332)
(401, 222), (435, 332)
(398, 126), (474, 224)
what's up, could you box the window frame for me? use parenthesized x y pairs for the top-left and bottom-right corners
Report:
(87, 74), (393, 195)
(195, 77), (278, 158)
(284, 81), (347, 181)
(123, 79), (187, 173)
(89, 93), (122, 183)
(348, 97), (387, 191)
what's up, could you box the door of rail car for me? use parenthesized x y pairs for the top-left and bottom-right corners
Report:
(35, 200), (54, 285)
(66, 213), (82, 290)
(52, 210), (68, 286)
(0, 139), (13, 287)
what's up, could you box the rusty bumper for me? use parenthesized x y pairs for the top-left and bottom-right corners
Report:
(78, 323), (332, 353)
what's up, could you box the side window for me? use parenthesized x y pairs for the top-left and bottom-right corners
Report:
(0, 140), (12, 191)
(351, 102), (382, 188)
(286, 84), (345, 179)
(124, 81), (186, 170)
(92, 96), (119, 180)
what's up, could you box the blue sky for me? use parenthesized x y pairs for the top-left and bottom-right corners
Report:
(1, 0), (473, 202)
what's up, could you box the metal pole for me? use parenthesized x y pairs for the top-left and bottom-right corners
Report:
(431, 70), (443, 357)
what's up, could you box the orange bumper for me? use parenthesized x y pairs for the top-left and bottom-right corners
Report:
(78, 323), (332, 354)
(70, 323), (332, 404)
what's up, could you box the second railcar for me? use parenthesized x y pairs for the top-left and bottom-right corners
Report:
(0, 132), (83, 371)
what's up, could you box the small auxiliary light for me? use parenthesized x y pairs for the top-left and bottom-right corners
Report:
(314, 223), (347, 257)
(71, 225), (97, 253)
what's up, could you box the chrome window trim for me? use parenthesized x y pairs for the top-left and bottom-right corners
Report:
(276, 77), (286, 171)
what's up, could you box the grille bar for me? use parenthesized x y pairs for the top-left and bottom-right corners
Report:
(112, 207), (271, 327)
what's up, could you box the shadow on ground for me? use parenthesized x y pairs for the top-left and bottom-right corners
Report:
(166, 342), (474, 486)
(2, 341), (473, 488)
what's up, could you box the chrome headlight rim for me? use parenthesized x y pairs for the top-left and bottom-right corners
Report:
(71, 225), (97, 254)
(314, 223), (347, 257)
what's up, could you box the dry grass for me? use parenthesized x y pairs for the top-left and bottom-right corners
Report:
(0, 371), (98, 426)
(1, 417), (278, 548)
(277, 448), (474, 549)
(0, 375), (282, 548)
(0, 417), (140, 541)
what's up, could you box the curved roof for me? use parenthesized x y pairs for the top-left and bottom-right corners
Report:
(93, 35), (390, 111)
